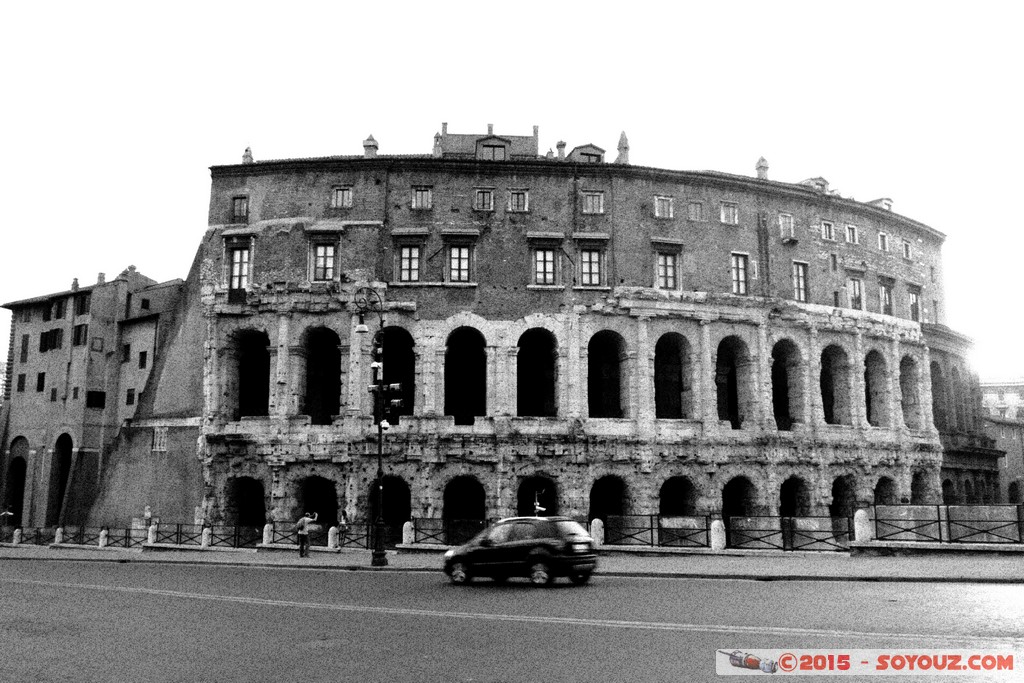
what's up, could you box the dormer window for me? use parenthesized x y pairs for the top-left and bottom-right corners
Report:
(579, 153), (601, 163)
(480, 144), (506, 160)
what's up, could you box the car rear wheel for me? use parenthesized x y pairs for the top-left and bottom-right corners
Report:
(569, 571), (591, 585)
(449, 562), (471, 585)
(529, 560), (552, 586)
(492, 574), (508, 584)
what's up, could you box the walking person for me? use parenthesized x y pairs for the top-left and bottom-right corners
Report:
(337, 510), (349, 549)
(296, 511), (318, 557)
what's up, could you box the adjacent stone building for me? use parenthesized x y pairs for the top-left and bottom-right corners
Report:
(0, 123), (1002, 536)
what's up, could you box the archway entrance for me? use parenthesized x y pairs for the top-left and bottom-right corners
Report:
(722, 476), (756, 546)
(47, 434), (73, 526)
(443, 476), (486, 544)
(369, 475), (411, 547)
(517, 476), (558, 516)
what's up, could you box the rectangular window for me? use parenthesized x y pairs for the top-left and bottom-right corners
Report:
(152, 427), (168, 452)
(878, 232), (890, 251)
(50, 388), (58, 402)
(39, 329), (63, 352)
(580, 249), (603, 286)
(657, 252), (678, 290)
(20, 334), (28, 363)
(848, 278), (864, 310)
(86, 390), (106, 409)
(902, 239), (913, 259)
(833, 291), (840, 307)
(72, 324), (88, 346)
(42, 304), (51, 322)
(508, 189), (529, 212)
(909, 289), (921, 322)
(654, 196), (674, 218)
(474, 189), (494, 211)
(879, 282), (893, 315)
(141, 298), (150, 310)
(846, 224), (859, 244)
(687, 202), (704, 221)
(582, 191), (604, 214)
(331, 186), (353, 208)
(229, 246), (250, 291)
(312, 243), (335, 281)
(16, 374), (25, 392)
(821, 221), (835, 241)
(22, 308), (31, 323)
(792, 262), (809, 302)
(121, 343), (131, 363)
(720, 202), (739, 225)
(36, 372), (45, 392)
(126, 389), (135, 406)
(933, 299), (939, 323)
(731, 253), (749, 295)
(74, 292), (91, 315)
(232, 196), (249, 223)
(481, 144), (506, 160)
(412, 186), (432, 210)
(533, 248), (556, 285)
(830, 254), (838, 272)
(448, 245), (471, 282)
(73, 387), (79, 400)
(139, 351), (148, 369)
(778, 213), (794, 239)
(398, 245), (421, 282)
(53, 299), (66, 320)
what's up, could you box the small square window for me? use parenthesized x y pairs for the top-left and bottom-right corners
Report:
(448, 245), (472, 282)
(232, 196), (249, 223)
(720, 202), (739, 225)
(398, 245), (421, 282)
(533, 248), (557, 285)
(331, 186), (353, 209)
(582, 191), (604, 214)
(579, 249), (603, 286)
(86, 390), (106, 409)
(141, 298), (150, 310)
(845, 224), (859, 244)
(654, 196), (674, 219)
(778, 213), (794, 238)
(139, 351), (148, 369)
(121, 343), (131, 364)
(656, 252), (678, 289)
(474, 189), (494, 212)
(412, 186), (432, 210)
(508, 189), (529, 213)
(312, 243), (336, 281)
(687, 202), (704, 221)
(878, 232), (890, 251)
(821, 221), (836, 241)
(902, 240), (913, 259)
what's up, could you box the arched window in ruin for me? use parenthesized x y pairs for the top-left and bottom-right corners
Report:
(383, 326), (416, 423)
(930, 361), (948, 431)
(444, 327), (486, 426)
(588, 475), (627, 523)
(517, 328), (557, 417)
(722, 476), (757, 546)
(963, 479), (974, 504)
(517, 475), (558, 516)
(951, 367), (969, 432)
(771, 339), (804, 431)
(659, 476), (698, 517)
(874, 477), (897, 505)
(233, 329), (270, 420)
(820, 345), (852, 425)
(1009, 480), (1022, 505)
(302, 327), (341, 426)
(779, 476), (811, 517)
(46, 433), (73, 526)
(368, 475), (411, 547)
(864, 349), (889, 427)
(829, 475), (856, 520)
(3, 437), (29, 526)
(297, 475), (339, 528)
(942, 478), (957, 504)
(443, 475), (486, 545)
(654, 333), (693, 419)
(716, 336), (753, 430)
(588, 330), (627, 418)
(225, 476), (267, 527)
(910, 471), (929, 504)
(899, 355), (922, 430)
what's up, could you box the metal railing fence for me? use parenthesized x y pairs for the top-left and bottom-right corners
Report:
(874, 504), (1024, 544)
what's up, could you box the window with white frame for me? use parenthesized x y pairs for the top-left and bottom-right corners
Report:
(398, 245), (421, 282)
(879, 281), (893, 315)
(720, 202), (739, 225)
(331, 186), (353, 209)
(687, 202), (704, 221)
(878, 232), (890, 251)
(474, 188), (494, 212)
(412, 186), (432, 210)
(656, 252), (678, 289)
(821, 221), (836, 241)
(579, 248), (603, 286)
(845, 224), (859, 244)
(654, 196), (674, 218)
(779, 213), (794, 239)
(312, 243), (335, 281)
(909, 288), (921, 322)
(730, 253), (748, 295)
(508, 189), (529, 212)
(792, 261), (809, 302)
(533, 248), (557, 285)
(582, 191), (604, 214)
(229, 243), (250, 291)
(847, 277), (864, 310)
(447, 245), (472, 282)
(152, 426), (168, 452)
(902, 239), (913, 259)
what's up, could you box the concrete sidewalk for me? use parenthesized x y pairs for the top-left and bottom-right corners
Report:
(3, 542), (1023, 584)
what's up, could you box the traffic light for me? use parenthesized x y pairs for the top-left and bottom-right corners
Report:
(385, 383), (404, 424)
(370, 335), (384, 382)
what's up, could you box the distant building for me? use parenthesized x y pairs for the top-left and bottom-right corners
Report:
(981, 379), (1024, 503)
(982, 379), (1024, 420)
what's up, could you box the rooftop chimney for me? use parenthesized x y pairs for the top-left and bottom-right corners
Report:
(868, 197), (893, 211)
(97, 272), (106, 285)
(556, 141), (566, 160)
(432, 132), (442, 158)
(756, 157), (769, 180)
(363, 135), (378, 158)
(487, 123), (493, 135)
(615, 131), (630, 165)
(71, 278), (79, 291)
(242, 147), (253, 164)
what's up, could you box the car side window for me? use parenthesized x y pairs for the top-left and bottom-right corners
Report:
(488, 523), (513, 544)
(508, 522), (535, 542)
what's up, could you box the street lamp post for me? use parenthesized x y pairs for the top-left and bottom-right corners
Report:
(354, 287), (389, 567)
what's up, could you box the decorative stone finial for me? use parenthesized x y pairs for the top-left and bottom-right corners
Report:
(363, 135), (378, 158)
(242, 147), (253, 164)
(71, 278), (79, 291)
(756, 157), (769, 180)
(556, 141), (566, 160)
(615, 131), (630, 165)
(433, 132), (442, 158)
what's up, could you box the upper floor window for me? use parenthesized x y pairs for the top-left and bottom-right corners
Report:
(579, 248), (604, 287)
(21, 308), (31, 323)
(778, 213), (794, 239)
(654, 196), (674, 219)
(579, 152), (602, 163)
(228, 242), (251, 302)
(847, 277), (864, 310)
(687, 202), (704, 221)
(139, 350), (148, 369)
(821, 221), (836, 241)
(447, 245), (472, 283)
(582, 191), (604, 215)
(232, 196), (249, 223)
(39, 329), (63, 352)
(20, 334), (28, 363)
(86, 390), (106, 409)
(16, 374), (25, 392)
(656, 252), (678, 290)
(909, 288), (921, 322)
(720, 202), (739, 225)
(480, 144), (506, 160)
(331, 186), (353, 209)
(508, 189), (529, 213)
(36, 372), (46, 392)
(845, 224), (859, 244)
(412, 186), (432, 210)
(792, 261), (809, 302)
(312, 243), (335, 281)
(398, 245), (421, 282)
(474, 188), (494, 212)
(902, 239), (913, 259)
(53, 299), (67, 320)
(74, 292), (91, 316)
(533, 248), (557, 285)
(730, 253), (749, 295)
(878, 232), (890, 251)
(879, 281), (893, 315)
(72, 324), (88, 347)
(126, 389), (136, 406)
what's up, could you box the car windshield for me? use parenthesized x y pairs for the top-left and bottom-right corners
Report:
(554, 520), (589, 537)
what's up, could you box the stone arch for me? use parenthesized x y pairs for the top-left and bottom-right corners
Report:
(899, 355), (922, 430)
(588, 330), (628, 418)
(911, 471), (929, 504)
(659, 476), (698, 516)
(369, 474), (411, 547)
(588, 475), (627, 523)
(716, 336), (754, 430)
(722, 476), (757, 546)
(297, 475), (339, 528)
(382, 326), (416, 422)
(233, 329), (270, 420)
(3, 437), (29, 526)
(654, 332), (693, 419)
(771, 339), (804, 431)
(930, 361), (949, 431)
(964, 479), (975, 504)
(1009, 480), (1022, 505)
(517, 327), (557, 417)
(820, 344), (852, 425)
(302, 326), (341, 425)
(950, 366), (964, 431)
(874, 476), (897, 505)
(864, 349), (890, 427)
(942, 478), (957, 504)
(47, 433), (74, 526)
(517, 475), (558, 516)
(829, 474), (856, 519)
(779, 476), (811, 517)
(444, 326), (486, 425)
(224, 476), (267, 527)
(443, 475), (486, 544)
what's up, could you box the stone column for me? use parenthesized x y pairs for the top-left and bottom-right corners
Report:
(699, 320), (718, 434)
(485, 345), (499, 418)
(271, 314), (290, 417)
(506, 347), (519, 417)
(434, 346), (447, 417)
(565, 308), (581, 418)
(919, 345), (937, 434)
(346, 314), (366, 417)
(635, 316), (653, 430)
(888, 337), (901, 430)
(806, 324), (821, 427)
(852, 330), (867, 428)
(756, 321), (770, 429)
(337, 343), (351, 412)
(288, 345), (307, 417)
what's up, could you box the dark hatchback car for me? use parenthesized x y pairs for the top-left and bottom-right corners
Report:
(443, 516), (597, 586)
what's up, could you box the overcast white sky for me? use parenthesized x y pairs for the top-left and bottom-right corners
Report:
(1, 1), (1022, 381)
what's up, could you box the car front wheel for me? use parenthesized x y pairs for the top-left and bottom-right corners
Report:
(569, 571), (591, 585)
(449, 561), (471, 585)
(529, 560), (552, 586)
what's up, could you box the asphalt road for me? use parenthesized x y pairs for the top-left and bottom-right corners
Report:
(0, 560), (1021, 682)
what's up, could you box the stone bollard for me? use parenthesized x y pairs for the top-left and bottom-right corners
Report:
(710, 519), (727, 551)
(328, 526), (339, 550)
(99, 528), (108, 548)
(201, 527), (212, 548)
(13, 528), (22, 545)
(853, 508), (873, 542)
(402, 521), (414, 545)
(147, 524), (158, 544)
(54, 527), (64, 544)
(589, 518), (604, 547)
(262, 523), (273, 546)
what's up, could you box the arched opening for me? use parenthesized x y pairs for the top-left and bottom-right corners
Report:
(654, 333), (693, 419)
(659, 476), (698, 516)
(3, 437), (29, 526)
(820, 345), (852, 425)
(829, 475), (856, 519)
(874, 477), (897, 505)
(443, 476), (486, 545)
(779, 476), (811, 517)
(234, 329), (270, 420)
(899, 356), (922, 430)
(517, 476), (558, 516)
(911, 471), (929, 504)
(950, 367), (964, 431)
(716, 336), (753, 430)
(964, 479), (975, 504)
(368, 475), (411, 547)
(47, 434), (73, 526)
(588, 330), (627, 418)
(588, 475), (626, 523)
(225, 476), (267, 527)
(444, 327), (486, 425)
(942, 478), (957, 504)
(771, 339), (803, 431)
(722, 476), (756, 546)
(382, 326), (415, 423)
(1009, 481), (1022, 505)
(303, 327), (341, 425)
(517, 328), (557, 417)
(930, 362), (948, 431)
(864, 350), (889, 427)
(297, 476), (338, 529)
